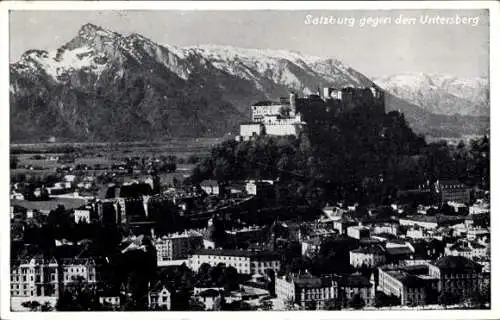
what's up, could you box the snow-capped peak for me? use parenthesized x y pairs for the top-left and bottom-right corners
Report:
(78, 23), (120, 40)
(11, 23), (373, 91)
(187, 44), (328, 65)
(374, 73), (489, 116)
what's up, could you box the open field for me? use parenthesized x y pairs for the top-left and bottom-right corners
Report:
(11, 138), (224, 156)
(10, 138), (207, 200)
(11, 198), (87, 212)
(11, 138), (218, 181)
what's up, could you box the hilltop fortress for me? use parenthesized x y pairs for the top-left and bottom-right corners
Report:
(238, 85), (385, 140)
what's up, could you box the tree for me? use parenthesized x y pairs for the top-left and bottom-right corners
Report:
(425, 288), (439, 305)
(213, 158), (232, 182)
(224, 266), (239, 291)
(152, 174), (162, 194)
(21, 300), (41, 311)
(41, 301), (53, 312)
(470, 285), (489, 309)
(324, 298), (342, 310)
(265, 269), (276, 297)
(304, 300), (317, 310)
(374, 291), (388, 308)
(10, 155), (19, 169)
(283, 297), (296, 311)
(279, 105), (291, 118)
(188, 298), (205, 311)
(260, 299), (272, 311)
(438, 291), (459, 308)
(348, 293), (365, 309)
(209, 215), (228, 249)
(480, 282), (491, 306)
(197, 263), (212, 284)
(172, 176), (180, 188)
(56, 290), (75, 311)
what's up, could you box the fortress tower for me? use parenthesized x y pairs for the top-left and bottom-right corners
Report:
(290, 92), (297, 115)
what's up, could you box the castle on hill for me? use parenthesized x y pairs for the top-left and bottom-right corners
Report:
(237, 85), (385, 140)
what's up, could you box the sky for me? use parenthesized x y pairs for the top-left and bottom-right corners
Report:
(9, 9), (490, 78)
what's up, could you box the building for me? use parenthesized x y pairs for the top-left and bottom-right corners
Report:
(275, 273), (337, 310)
(60, 258), (97, 289)
(444, 244), (473, 260)
(322, 205), (346, 221)
(99, 296), (121, 309)
(94, 200), (121, 225)
(10, 192), (25, 200)
(378, 267), (428, 306)
(469, 200), (490, 215)
(371, 223), (398, 236)
(349, 245), (386, 268)
(195, 288), (223, 310)
(200, 180), (220, 195)
(188, 249), (281, 275)
(251, 101), (289, 122)
(239, 123), (264, 140)
(347, 226), (370, 239)
(73, 208), (91, 223)
(333, 217), (358, 235)
(226, 225), (269, 247)
(428, 256), (483, 301)
(155, 231), (204, 265)
(466, 227), (490, 241)
(323, 87), (343, 100)
(301, 237), (323, 257)
(147, 282), (171, 310)
(447, 201), (468, 214)
(10, 257), (59, 310)
(308, 225), (338, 239)
(434, 180), (470, 204)
(406, 228), (425, 240)
(385, 241), (415, 264)
(64, 174), (76, 183)
(336, 274), (375, 306)
(444, 241), (488, 260)
(239, 93), (305, 140)
(245, 180), (274, 197)
(399, 216), (438, 230)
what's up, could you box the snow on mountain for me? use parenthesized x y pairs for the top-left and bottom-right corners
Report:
(9, 23), (489, 142)
(374, 73), (489, 117)
(185, 44), (373, 92)
(11, 24), (373, 96)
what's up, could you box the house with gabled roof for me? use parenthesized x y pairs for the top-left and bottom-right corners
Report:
(147, 281), (171, 310)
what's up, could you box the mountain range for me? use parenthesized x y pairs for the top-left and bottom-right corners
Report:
(374, 73), (489, 117)
(10, 23), (489, 143)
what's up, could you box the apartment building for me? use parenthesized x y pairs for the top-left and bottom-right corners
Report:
(189, 249), (281, 275)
